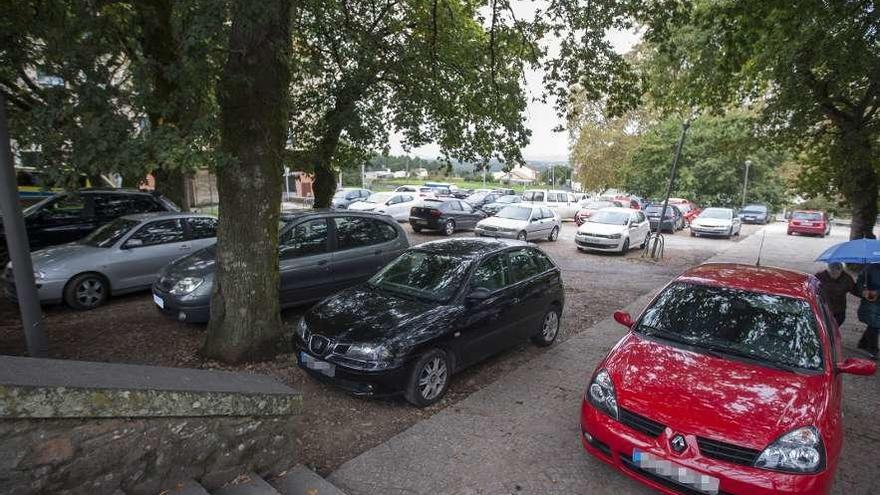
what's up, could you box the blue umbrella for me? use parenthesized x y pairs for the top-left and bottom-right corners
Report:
(815, 238), (880, 264)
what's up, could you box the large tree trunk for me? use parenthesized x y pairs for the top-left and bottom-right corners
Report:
(311, 82), (367, 208)
(835, 126), (878, 239)
(203, 0), (291, 363)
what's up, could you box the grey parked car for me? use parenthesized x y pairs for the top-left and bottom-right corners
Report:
(331, 188), (372, 209)
(3, 212), (218, 310)
(152, 210), (410, 323)
(474, 205), (561, 242)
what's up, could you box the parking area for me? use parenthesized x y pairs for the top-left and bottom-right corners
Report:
(0, 220), (763, 475)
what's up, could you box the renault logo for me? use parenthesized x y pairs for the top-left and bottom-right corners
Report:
(670, 434), (687, 453)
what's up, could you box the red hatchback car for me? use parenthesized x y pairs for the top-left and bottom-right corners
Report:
(788, 210), (832, 237)
(580, 263), (875, 495)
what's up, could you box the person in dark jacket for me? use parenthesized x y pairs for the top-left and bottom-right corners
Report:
(815, 262), (858, 326)
(856, 263), (880, 359)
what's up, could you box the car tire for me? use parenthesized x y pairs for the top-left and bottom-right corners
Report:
(443, 220), (455, 236)
(640, 236), (648, 249)
(404, 349), (451, 408)
(64, 273), (109, 310)
(531, 306), (561, 347)
(619, 238), (630, 254)
(412, 225), (422, 233)
(517, 230), (528, 241)
(548, 226), (559, 242)
(690, 230), (696, 237)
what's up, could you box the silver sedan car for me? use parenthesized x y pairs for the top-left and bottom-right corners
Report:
(474, 204), (561, 242)
(3, 212), (217, 310)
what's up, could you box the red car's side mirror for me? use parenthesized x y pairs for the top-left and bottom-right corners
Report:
(613, 311), (634, 329)
(837, 358), (877, 376)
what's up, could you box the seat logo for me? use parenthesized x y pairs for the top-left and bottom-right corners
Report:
(670, 434), (687, 453)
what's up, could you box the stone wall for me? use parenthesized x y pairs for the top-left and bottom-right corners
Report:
(0, 356), (302, 495)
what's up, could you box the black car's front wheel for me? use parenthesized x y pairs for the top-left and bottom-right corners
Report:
(548, 226), (559, 241)
(405, 349), (450, 407)
(531, 307), (561, 347)
(443, 219), (456, 236)
(64, 273), (109, 310)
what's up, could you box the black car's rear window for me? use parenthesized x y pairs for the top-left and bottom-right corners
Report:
(636, 282), (823, 372)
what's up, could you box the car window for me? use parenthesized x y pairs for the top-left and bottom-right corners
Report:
(448, 201), (463, 211)
(334, 216), (382, 250)
(460, 201), (474, 213)
(818, 300), (839, 362)
(508, 248), (544, 283)
(470, 254), (509, 291)
(637, 212), (646, 223)
(629, 214), (638, 224)
(40, 194), (88, 221)
(373, 220), (399, 242)
(187, 217), (218, 239)
(126, 219), (185, 247)
(636, 282), (823, 371)
(345, 192), (358, 200)
(280, 218), (328, 258)
(546, 192), (558, 202)
(523, 191), (544, 202)
(81, 218), (139, 247)
(402, 194), (414, 202)
(530, 249), (555, 271)
(542, 207), (553, 219)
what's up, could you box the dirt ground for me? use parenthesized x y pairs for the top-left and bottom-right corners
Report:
(0, 222), (757, 475)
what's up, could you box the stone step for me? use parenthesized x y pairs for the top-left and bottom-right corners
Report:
(270, 465), (347, 495)
(165, 480), (211, 495)
(212, 473), (281, 495)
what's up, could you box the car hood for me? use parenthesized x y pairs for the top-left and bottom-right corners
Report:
(306, 285), (456, 351)
(164, 244), (217, 278)
(693, 218), (732, 227)
(577, 222), (626, 236)
(30, 243), (104, 273)
(477, 216), (528, 230)
(604, 334), (827, 450)
(347, 202), (376, 211)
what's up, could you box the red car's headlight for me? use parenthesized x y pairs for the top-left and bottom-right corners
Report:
(587, 369), (619, 420)
(755, 426), (825, 473)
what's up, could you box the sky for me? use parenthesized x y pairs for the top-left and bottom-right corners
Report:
(388, 8), (641, 163)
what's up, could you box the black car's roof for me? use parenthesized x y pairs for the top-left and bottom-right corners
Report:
(413, 238), (528, 258)
(280, 208), (396, 222)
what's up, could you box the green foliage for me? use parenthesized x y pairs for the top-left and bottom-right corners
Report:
(625, 112), (788, 210)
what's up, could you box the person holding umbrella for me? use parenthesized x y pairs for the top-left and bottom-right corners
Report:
(817, 238), (880, 359)
(856, 264), (880, 359)
(815, 262), (859, 326)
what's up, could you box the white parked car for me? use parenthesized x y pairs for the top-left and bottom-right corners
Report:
(348, 192), (421, 221)
(575, 207), (650, 254)
(475, 204), (561, 242)
(394, 185), (436, 198)
(521, 189), (580, 220)
(690, 207), (742, 238)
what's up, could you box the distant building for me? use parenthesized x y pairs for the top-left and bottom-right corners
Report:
(392, 170), (408, 179)
(413, 168), (429, 178)
(493, 164), (538, 185)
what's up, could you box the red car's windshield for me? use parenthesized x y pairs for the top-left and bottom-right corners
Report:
(635, 282), (823, 372)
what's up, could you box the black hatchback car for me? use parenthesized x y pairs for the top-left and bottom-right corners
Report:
(294, 238), (565, 406)
(409, 198), (486, 235)
(153, 210), (409, 323)
(1, 189), (178, 256)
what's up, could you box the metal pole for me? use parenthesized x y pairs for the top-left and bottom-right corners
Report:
(361, 162), (365, 189)
(0, 95), (48, 357)
(651, 120), (691, 258)
(741, 160), (752, 209)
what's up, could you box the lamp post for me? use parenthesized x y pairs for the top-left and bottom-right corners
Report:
(741, 160), (752, 209)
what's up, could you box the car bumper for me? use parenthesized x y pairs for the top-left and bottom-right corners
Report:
(151, 286), (211, 323)
(788, 225), (826, 235)
(295, 345), (411, 396)
(3, 274), (65, 304)
(648, 220), (676, 230)
(409, 217), (442, 230)
(691, 226), (732, 236)
(740, 217), (766, 224)
(575, 235), (624, 251)
(475, 227), (519, 239)
(580, 401), (832, 495)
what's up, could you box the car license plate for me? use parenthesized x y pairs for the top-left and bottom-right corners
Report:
(413, 219), (427, 225)
(633, 450), (719, 495)
(300, 352), (335, 377)
(153, 294), (164, 309)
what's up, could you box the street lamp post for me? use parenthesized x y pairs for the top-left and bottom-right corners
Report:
(741, 160), (752, 209)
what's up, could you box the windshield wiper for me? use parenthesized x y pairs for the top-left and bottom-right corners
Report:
(697, 342), (795, 372)
(636, 325), (693, 346)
